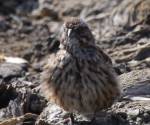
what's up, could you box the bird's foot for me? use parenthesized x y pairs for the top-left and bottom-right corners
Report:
(63, 113), (75, 125)
(89, 117), (96, 125)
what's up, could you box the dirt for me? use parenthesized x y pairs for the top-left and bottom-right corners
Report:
(0, 0), (149, 125)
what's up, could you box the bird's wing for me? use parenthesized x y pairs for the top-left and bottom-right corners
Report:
(96, 46), (112, 65)
(40, 50), (67, 99)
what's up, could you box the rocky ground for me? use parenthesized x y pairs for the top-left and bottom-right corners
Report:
(0, 0), (150, 125)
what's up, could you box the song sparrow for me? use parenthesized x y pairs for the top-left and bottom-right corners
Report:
(41, 18), (120, 117)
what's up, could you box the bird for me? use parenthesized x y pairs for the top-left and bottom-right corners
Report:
(41, 18), (120, 121)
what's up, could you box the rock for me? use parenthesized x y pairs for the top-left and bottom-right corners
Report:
(119, 68), (150, 100)
(0, 94), (23, 119)
(136, 117), (142, 125)
(23, 25), (60, 63)
(0, 85), (17, 109)
(134, 46), (150, 61)
(4, 56), (28, 64)
(36, 103), (129, 125)
(0, 79), (46, 123)
(124, 80), (150, 98)
(0, 18), (10, 32)
(16, 0), (38, 16)
(32, 62), (43, 72)
(110, 68), (150, 125)
(127, 109), (140, 117)
(23, 32), (59, 65)
(27, 93), (47, 114)
(142, 112), (150, 123)
(0, 63), (27, 80)
(114, 63), (131, 75)
(110, 0), (150, 28)
(31, 4), (59, 20)
(0, 0), (37, 15)
(36, 103), (69, 125)
(119, 68), (150, 89)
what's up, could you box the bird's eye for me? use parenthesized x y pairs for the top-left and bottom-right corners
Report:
(63, 28), (67, 32)
(76, 26), (85, 32)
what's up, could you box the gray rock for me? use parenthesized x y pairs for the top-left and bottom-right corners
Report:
(127, 109), (140, 117)
(0, 63), (27, 80)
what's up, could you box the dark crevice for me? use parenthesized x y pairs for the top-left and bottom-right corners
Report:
(0, 85), (18, 109)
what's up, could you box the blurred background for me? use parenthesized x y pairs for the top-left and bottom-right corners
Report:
(0, 0), (150, 125)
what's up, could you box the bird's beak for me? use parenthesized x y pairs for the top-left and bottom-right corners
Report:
(67, 29), (72, 37)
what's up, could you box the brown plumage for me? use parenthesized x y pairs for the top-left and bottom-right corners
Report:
(41, 18), (120, 115)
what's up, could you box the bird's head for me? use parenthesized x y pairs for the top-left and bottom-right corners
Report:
(60, 18), (95, 55)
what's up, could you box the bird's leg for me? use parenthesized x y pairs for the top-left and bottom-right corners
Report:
(89, 110), (97, 124)
(70, 113), (75, 123)
(63, 113), (75, 125)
